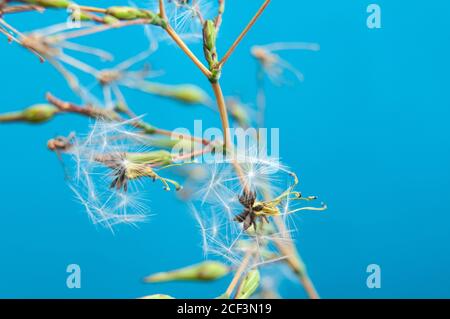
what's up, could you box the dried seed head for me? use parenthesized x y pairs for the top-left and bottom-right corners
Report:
(94, 150), (180, 192)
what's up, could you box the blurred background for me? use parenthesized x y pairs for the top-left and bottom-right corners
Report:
(0, 0), (449, 298)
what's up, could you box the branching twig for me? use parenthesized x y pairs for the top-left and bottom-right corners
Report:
(219, 0), (271, 67)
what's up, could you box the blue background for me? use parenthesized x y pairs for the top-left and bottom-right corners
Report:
(0, 0), (449, 298)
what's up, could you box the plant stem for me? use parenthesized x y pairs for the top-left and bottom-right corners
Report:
(219, 0), (271, 67)
(77, 5), (106, 14)
(152, 127), (210, 146)
(164, 25), (212, 78)
(46, 92), (210, 147)
(158, 0), (166, 20)
(225, 249), (253, 298)
(60, 19), (149, 41)
(210, 81), (231, 150)
(0, 4), (44, 15)
(215, 0), (225, 31)
(0, 111), (23, 122)
(273, 216), (320, 299)
(173, 144), (214, 162)
(300, 275), (319, 300)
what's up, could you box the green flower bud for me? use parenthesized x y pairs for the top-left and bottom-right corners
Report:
(103, 15), (120, 25)
(0, 104), (58, 124)
(144, 137), (194, 152)
(235, 270), (260, 299)
(140, 294), (175, 299)
(71, 11), (93, 22)
(203, 20), (217, 52)
(106, 6), (147, 20)
(144, 261), (229, 283)
(226, 98), (250, 128)
(22, 104), (59, 123)
(22, 0), (70, 8)
(203, 20), (221, 81)
(126, 150), (173, 166)
(142, 83), (211, 106)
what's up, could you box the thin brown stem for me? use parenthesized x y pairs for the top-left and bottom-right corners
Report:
(77, 5), (107, 14)
(60, 19), (149, 41)
(152, 127), (210, 146)
(46, 92), (210, 147)
(219, 0), (271, 67)
(210, 81), (231, 149)
(215, 0), (225, 31)
(158, 0), (166, 20)
(273, 216), (319, 299)
(164, 25), (212, 78)
(225, 249), (253, 298)
(173, 144), (214, 162)
(0, 4), (44, 15)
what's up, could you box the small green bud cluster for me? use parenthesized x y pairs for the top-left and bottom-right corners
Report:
(203, 20), (221, 82)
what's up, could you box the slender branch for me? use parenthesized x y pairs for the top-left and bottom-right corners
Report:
(158, 0), (166, 20)
(0, 4), (44, 15)
(59, 19), (150, 41)
(273, 216), (319, 299)
(225, 249), (253, 298)
(210, 81), (231, 149)
(173, 143), (214, 162)
(219, 0), (271, 67)
(152, 127), (210, 146)
(164, 25), (212, 78)
(46, 92), (210, 147)
(215, 0), (225, 31)
(77, 5), (106, 14)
